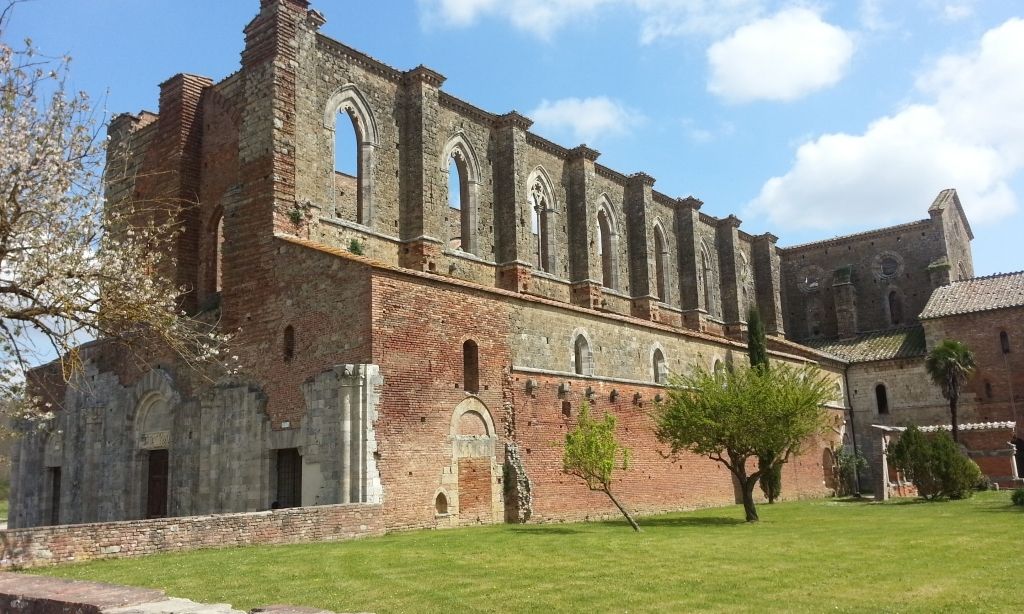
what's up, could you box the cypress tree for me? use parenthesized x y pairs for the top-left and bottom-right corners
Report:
(748, 307), (782, 503)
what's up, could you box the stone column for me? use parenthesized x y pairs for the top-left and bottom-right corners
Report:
(674, 197), (706, 331)
(566, 145), (604, 309)
(716, 214), (744, 335)
(493, 112), (534, 292)
(399, 65), (447, 272)
(833, 266), (859, 339)
(752, 232), (786, 336)
(625, 172), (659, 321)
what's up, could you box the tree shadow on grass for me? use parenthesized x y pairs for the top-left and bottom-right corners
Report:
(613, 516), (746, 529)
(510, 526), (586, 536)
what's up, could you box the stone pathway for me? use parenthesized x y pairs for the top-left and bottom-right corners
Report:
(0, 572), (357, 613)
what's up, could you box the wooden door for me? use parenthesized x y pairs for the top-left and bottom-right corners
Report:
(146, 449), (169, 519)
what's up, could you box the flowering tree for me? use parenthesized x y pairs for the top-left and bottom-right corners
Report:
(0, 5), (229, 421)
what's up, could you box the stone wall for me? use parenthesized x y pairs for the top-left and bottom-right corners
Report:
(0, 503), (382, 570)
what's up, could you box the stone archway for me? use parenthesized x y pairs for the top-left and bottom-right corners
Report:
(447, 397), (500, 524)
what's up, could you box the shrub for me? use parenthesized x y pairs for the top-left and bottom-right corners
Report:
(835, 445), (867, 496)
(888, 426), (983, 500)
(1012, 489), (1024, 507)
(348, 238), (365, 256)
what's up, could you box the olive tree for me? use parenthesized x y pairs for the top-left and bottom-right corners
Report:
(656, 363), (835, 522)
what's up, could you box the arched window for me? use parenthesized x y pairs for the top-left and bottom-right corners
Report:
(653, 224), (668, 301)
(334, 110), (362, 221)
(985, 380), (993, 399)
(435, 492), (449, 515)
(463, 339), (479, 393)
(702, 246), (718, 318)
(442, 136), (480, 255)
(597, 207), (616, 289)
(652, 348), (667, 384)
(875, 384), (889, 414)
(574, 335), (593, 376)
(212, 212), (225, 293)
(888, 290), (903, 326)
(283, 325), (295, 362)
(447, 158), (464, 250)
(326, 85), (378, 226)
(713, 359), (726, 378)
(530, 183), (551, 272)
(1000, 331), (1011, 354)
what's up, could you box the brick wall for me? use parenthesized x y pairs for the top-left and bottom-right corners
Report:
(513, 373), (841, 522)
(0, 503), (383, 570)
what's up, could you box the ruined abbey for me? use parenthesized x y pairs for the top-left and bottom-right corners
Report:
(8, 0), (1021, 532)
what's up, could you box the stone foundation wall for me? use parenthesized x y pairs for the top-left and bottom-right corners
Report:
(0, 503), (383, 570)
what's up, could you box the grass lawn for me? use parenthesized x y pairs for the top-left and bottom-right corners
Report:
(31, 492), (1023, 613)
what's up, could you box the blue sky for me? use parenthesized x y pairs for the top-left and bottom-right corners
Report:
(7, 0), (1024, 275)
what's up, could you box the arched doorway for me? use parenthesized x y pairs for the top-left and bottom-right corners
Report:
(448, 397), (499, 524)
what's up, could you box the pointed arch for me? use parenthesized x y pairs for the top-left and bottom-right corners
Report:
(701, 241), (719, 318)
(527, 167), (558, 273)
(884, 286), (905, 327)
(325, 84), (378, 226)
(651, 344), (667, 384)
(596, 195), (621, 291)
(653, 220), (669, 301)
(571, 328), (595, 376)
(441, 133), (482, 255)
(204, 207), (225, 295)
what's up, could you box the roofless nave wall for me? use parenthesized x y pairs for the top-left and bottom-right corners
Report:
(7, 0), (981, 534)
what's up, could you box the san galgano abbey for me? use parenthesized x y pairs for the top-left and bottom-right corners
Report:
(8, 0), (1024, 534)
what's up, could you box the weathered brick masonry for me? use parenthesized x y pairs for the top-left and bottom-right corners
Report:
(1, 503), (383, 569)
(8, 0), (1018, 545)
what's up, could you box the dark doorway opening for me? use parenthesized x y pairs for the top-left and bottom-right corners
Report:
(48, 467), (62, 525)
(146, 449), (169, 519)
(276, 448), (303, 508)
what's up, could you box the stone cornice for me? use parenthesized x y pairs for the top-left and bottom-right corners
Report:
(495, 111), (534, 131)
(438, 92), (496, 125)
(628, 172), (656, 187)
(402, 65), (446, 88)
(781, 219), (930, 253)
(525, 132), (568, 157)
(594, 163), (628, 184)
(316, 34), (404, 82)
(676, 196), (704, 211)
(567, 144), (601, 162)
(716, 214), (742, 229)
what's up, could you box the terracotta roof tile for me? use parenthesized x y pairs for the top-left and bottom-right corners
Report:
(803, 326), (926, 363)
(920, 271), (1024, 319)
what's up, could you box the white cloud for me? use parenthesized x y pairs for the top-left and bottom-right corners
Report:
(530, 97), (640, 144)
(706, 8), (855, 103)
(682, 117), (735, 144)
(635, 0), (766, 42)
(418, 0), (616, 40)
(747, 19), (1024, 230)
(418, 0), (766, 41)
(939, 1), (975, 22)
(859, 0), (891, 31)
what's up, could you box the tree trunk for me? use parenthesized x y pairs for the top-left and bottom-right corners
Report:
(603, 487), (641, 532)
(741, 477), (760, 522)
(950, 396), (959, 443)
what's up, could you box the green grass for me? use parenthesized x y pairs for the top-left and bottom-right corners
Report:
(0, 478), (8, 521)
(30, 492), (1024, 613)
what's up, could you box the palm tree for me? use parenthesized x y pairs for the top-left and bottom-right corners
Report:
(924, 340), (977, 443)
